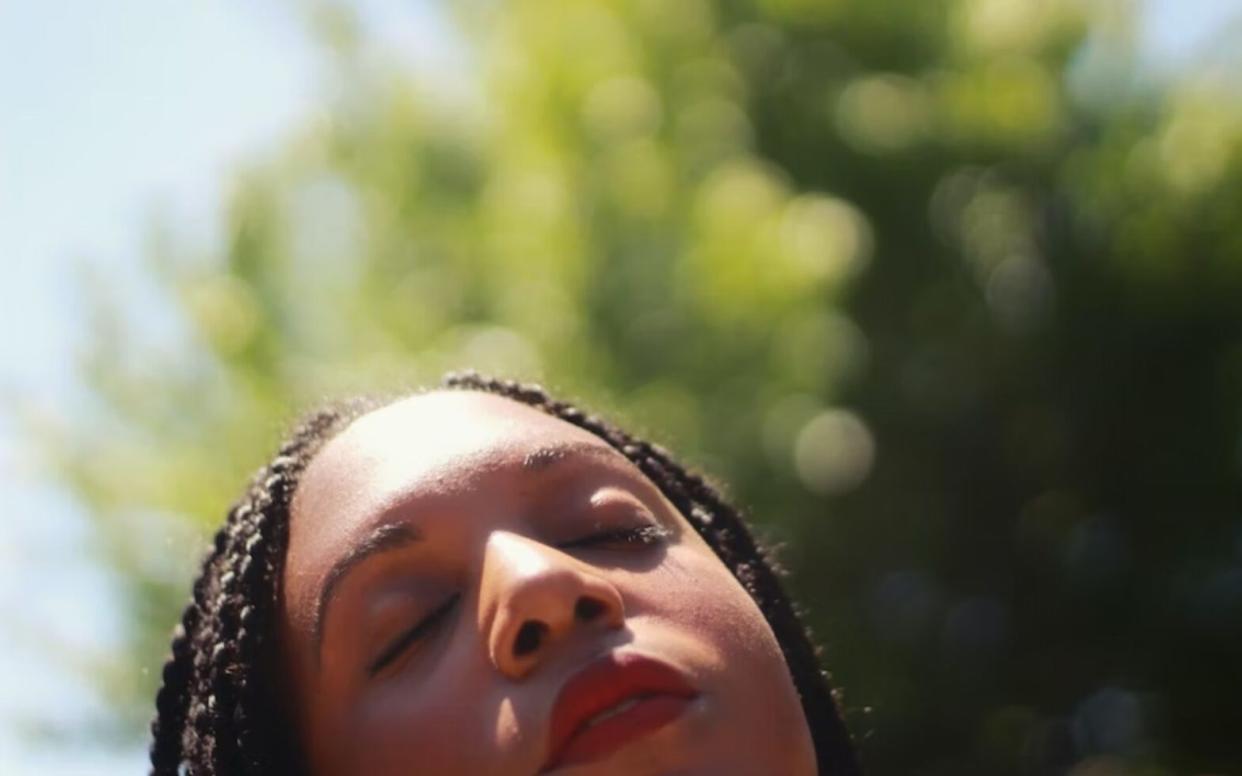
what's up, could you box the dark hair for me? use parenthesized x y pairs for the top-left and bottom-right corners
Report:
(149, 371), (861, 775)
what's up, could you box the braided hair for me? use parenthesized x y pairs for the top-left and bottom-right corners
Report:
(148, 372), (860, 775)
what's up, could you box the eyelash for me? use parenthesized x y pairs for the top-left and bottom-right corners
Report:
(367, 524), (670, 676)
(560, 523), (673, 550)
(368, 592), (460, 676)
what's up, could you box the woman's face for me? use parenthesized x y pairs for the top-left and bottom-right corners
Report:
(278, 391), (817, 775)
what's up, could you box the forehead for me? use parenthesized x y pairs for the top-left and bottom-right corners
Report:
(289, 390), (620, 553)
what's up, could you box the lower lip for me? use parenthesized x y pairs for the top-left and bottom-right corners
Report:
(547, 694), (695, 771)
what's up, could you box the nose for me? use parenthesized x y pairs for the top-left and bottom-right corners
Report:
(480, 532), (625, 680)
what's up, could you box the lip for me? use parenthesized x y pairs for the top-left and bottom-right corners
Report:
(539, 651), (700, 773)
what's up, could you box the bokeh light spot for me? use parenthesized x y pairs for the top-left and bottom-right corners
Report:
(793, 408), (875, 495)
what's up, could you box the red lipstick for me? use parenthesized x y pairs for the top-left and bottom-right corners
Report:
(540, 651), (699, 772)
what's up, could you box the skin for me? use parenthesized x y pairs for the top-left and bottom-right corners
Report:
(277, 390), (818, 775)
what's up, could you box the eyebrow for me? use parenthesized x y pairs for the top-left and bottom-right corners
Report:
(520, 440), (626, 472)
(313, 521), (422, 650)
(311, 440), (630, 656)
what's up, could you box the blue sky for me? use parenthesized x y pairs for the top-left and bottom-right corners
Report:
(0, 0), (1236, 773)
(0, 1), (457, 772)
(0, 3), (318, 770)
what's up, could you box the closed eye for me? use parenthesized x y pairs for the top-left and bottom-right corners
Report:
(368, 592), (460, 676)
(559, 523), (672, 550)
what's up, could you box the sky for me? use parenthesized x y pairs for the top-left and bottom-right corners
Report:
(0, 1), (456, 772)
(0, 2), (317, 770)
(0, 0), (1236, 773)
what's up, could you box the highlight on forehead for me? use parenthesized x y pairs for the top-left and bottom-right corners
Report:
(320, 390), (586, 456)
(298, 391), (631, 492)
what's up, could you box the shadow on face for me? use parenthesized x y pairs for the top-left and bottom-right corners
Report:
(276, 390), (817, 776)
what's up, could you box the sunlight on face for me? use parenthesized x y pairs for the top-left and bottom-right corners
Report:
(277, 391), (816, 775)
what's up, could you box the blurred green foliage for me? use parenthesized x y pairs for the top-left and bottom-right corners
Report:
(42, 0), (1242, 773)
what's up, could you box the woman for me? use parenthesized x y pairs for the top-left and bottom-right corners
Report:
(149, 372), (861, 774)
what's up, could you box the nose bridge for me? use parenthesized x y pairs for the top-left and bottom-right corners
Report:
(486, 531), (563, 586)
(481, 531), (624, 679)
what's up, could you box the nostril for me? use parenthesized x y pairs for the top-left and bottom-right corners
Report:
(575, 596), (605, 623)
(513, 621), (547, 657)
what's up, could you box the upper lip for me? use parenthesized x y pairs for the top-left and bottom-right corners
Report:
(540, 650), (699, 772)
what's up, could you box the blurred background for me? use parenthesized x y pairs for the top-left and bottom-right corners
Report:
(3, 0), (1241, 773)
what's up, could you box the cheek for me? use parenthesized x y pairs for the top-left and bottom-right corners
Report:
(319, 646), (516, 775)
(632, 543), (785, 673)
(624, 543), (816, 771)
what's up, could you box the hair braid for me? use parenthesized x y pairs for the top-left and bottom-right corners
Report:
(148, 401), (376, 776)
(151, 377), (858, 774)
(148, 585), (203, 772)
